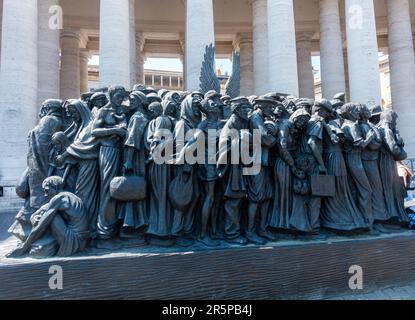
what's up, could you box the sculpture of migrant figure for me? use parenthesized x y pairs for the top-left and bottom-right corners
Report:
(217, 97), (252, 245)
(146, 101), (175, 244)
(320, 108), (368, 232)
(15, 99), (64, 225)
(164, 91), (182, 121)
(267, 106), (310, 234)
(170, 93), (202, 246)
(378, 109), (409, 225)
(64, 99), (94, 142)
(358, 104), (393, 232)
(93, 86), (129, 239)
(90, 92), (109, 119)
(48, 131), (77, 193)
(245, 97), (278, 244)
(119, 91), (151, 239)
(7, 176), (89, 258)
(341, 103), (375, 229)
(177, 95), (224, 246)
(59, 104), (100, 236)
(292, 99), (335, 239)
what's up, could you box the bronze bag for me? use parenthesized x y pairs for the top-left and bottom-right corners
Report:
(110, 176), (147, 201)
(310, 174), (335, 197)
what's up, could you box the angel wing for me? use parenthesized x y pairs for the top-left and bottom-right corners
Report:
(199, 44), (221, 94)
(225, 51), (241, 98)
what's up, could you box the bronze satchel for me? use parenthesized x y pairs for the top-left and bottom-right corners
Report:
(310, 174), (335, 197)
(110, 176), (147, 201)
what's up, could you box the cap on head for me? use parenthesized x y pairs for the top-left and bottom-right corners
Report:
(333, 92), (346, 102)
(130, 91), (148, 105)
(90, 92), (107, 103)
(146, 92), (162, 103)
(43, 99), (63, 110)
(314, 99), (333, 113)
(204, 90), (221, 100)
(369, 105), (383, 117)
(253, 96), (279, 108)
(230, 96), (251, 113)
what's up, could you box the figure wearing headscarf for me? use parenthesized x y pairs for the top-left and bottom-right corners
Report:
(341, 103), (374, 228)
(268, 108), (310, 233)
(170, 95), (202, 246)
(119, 91), (151, 238)
(320, 113), (368, 232)
(64, 99), (93, 143)
(358, 104), (392, 230)
(146, 101), (175, 241)
(378, 109), (408, 225)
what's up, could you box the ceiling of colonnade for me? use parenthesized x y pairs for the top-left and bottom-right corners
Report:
(60, 0), (415, 57)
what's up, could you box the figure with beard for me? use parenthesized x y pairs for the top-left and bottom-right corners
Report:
(293, 99), (336, 239)
(245, 97), (278, 244)
(119, 91), (151, 239)
(15, 99), (64, 224)
(217, 97), (252, 245)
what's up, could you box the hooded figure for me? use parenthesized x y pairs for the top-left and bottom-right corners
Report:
(64, 99), (93, 143)
(170, 94), (202, 245)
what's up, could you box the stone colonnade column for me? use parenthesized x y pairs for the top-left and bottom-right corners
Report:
(296, 32), (315, 99)
(129, 0), (137, 87)
(79, 49), (90, 94)
(386, 0), (415, 157)
(267, 0), (299, 96)
(60, 29), (81, 100)
(99, 0), (131, 88)
(136, 32), (145, 85)
(0, 0), (38, 187)
(38, 0), (60, 104)
(319, 0), (346, 100)
(237, 32), (254, 96)
(251, 0), (269, 95)
(345, 0), (381, 106)
(185, 0), (215, 92)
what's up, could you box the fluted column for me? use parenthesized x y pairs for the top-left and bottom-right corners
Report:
(268, 0), (299, 96)
(60, 29), (81, 100)
(319, 0), (346, 100)
(100, 0), (131, 88)
(0, 0), (38, 186)
(136, 32), (145, 85)
(129, 0), (137, 87)
(296, 32), (315, 99)
(345, 0), (381, 106)
(386, 0), (415, 157)
(251, 0), (269, 95)
(185, 0), (215, 92)
(38, 0), (60, 104)
(80, 49), (90, 94)
(237, 33), (254, 96)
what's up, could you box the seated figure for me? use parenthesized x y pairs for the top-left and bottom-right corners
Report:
(7, 176), (89, 258)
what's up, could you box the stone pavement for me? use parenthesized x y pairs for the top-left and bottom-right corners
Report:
(328, 283), (415, 300)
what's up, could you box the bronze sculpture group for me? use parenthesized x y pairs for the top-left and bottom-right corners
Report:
(7, 84), (409, 257)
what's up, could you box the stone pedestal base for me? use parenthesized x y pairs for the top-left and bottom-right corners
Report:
(1, 228), (415, 299)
